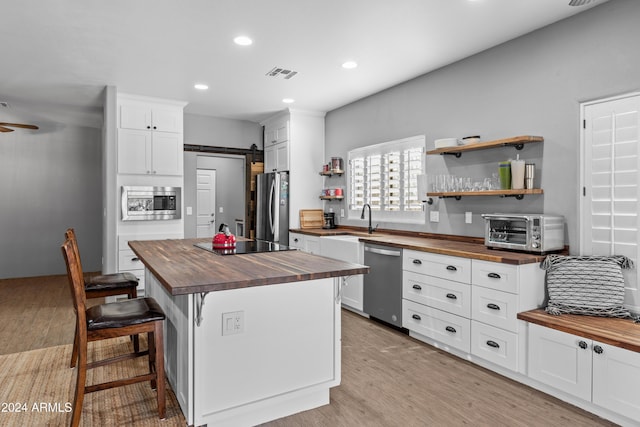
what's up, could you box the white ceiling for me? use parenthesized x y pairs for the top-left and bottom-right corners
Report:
(0, 0), (607, 126)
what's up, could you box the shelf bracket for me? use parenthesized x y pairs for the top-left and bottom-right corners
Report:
(441, 152), (462, 158)
(439, 195), (462, 200)
(501, 194), (525, 200)
(195, 291), (209, 327)
(514, 144), (524, 150)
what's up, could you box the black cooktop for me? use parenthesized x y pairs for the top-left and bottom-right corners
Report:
(194, 240), (296, 256)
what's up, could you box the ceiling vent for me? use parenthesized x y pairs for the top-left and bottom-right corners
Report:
(265, 67), (298, 80)
(568, 0), (594, 6)
(0, 102), (9, 108)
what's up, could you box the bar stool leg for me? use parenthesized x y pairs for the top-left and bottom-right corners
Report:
(70, 335), (87, 427)
(70, 321), (79, 368)
(154, 321), (166, 419)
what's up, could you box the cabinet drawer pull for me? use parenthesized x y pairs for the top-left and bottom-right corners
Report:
(413, 259), (422, 265)
(131, 257), (140, 262)
(293, 238), (299, 243)
(412, 284), (422, 291)
(487, 272), (501, 279)
(412, 314), (422, 321)
(486, 340), (500, 349)
(593, 345), (604, 354)
(487, 303), (500, 310)
(445, 326), (457, 334)
(446, 265), (457, 272)
(578, 341), (588, 350)
(446, 293), (457, 300)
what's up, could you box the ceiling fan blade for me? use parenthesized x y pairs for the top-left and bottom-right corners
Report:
(0, 125), (15, 132)
(0, 122), (39, 130)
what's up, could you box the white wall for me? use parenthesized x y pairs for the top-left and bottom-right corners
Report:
(324, 0), (640, 252)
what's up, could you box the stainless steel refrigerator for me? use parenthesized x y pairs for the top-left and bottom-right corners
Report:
(256, 171), (289, 245)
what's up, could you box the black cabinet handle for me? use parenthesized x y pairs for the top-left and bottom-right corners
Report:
(487, 303), (500, 310)
(131, 257), (140, 262)
(153, 126), (157, 130)
(294, 238), (299, 242)
(486, 340), (500, 349)
(412, 314), (422, 321)
(146, 125), (151, 129)
(593, 345), (604, 354)
(446, 293), (457, 300)
(445, 326), (457, 333)
(446, 265), (457, 272)
(487, 272), (501, 279)
(412, 284), (422, 290)
(413, 259), (422, 265)
(578, 341), (588, 350)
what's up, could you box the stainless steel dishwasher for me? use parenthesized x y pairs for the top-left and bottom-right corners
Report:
(363, 243), (403, 328)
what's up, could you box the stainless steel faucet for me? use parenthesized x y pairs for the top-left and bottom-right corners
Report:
(360, 203), (375, 234)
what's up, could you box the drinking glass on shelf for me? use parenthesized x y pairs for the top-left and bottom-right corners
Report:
(483, 177), (492, 191)
(463, 177), (472, 192)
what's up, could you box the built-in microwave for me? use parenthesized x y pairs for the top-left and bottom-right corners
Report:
(121, 186), (181, 221)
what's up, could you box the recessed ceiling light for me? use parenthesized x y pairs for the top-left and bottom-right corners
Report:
(342, 61), (358, 69)
(194, 83), (209, 90)
(282, 98), (295, 104)
(234, 36), (253, 46)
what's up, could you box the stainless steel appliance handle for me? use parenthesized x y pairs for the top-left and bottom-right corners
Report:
(364, 246), (401, 257)
(273, 174), (280, 241)
(268, 179), (275, 235)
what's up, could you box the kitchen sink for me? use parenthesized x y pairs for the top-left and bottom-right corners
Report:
(323, 235), (362, 242)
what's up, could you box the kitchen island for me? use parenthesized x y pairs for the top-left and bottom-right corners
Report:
(128, 238), (369, 427)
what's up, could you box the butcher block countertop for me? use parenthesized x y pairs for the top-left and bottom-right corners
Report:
(129, 238), (369, 296)
(291, 227), (554, 265)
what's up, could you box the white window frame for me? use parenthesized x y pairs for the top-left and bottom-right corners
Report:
(347, 135), (425, 224)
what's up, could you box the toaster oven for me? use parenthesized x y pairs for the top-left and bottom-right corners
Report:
(481, 214), (564, 253)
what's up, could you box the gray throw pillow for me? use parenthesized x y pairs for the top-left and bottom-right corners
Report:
(540, 255), (633, 318)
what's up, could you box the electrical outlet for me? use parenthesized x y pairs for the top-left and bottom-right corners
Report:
(222, 311), (244, 336)
(340, 209), (345, 218)
(465, 211), (472, 224)
(186, 206), (193, 215)
(430, 211), (439, 222)
(219, 206), (224, 213)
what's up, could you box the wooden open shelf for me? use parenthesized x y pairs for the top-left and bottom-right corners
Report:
(426, 135), (544, 158)
(319, 195), (344, 201)
(320, 169), (344, 176)
(428, 188), (543, 200)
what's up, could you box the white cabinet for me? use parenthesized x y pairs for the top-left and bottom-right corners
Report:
(528, 323), (640, 421)
(264, 116), (289, 172)
(289, 232), (320, 254)
(470, 260), (544, 372)
(402, 250), (472, 353)
(117, 96), (185, 176)
(264, 140), (289, 172)
(321, 236), (364, 312)
(402, 251), (545, 373)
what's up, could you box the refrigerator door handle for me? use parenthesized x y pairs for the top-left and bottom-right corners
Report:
(272, 173), (280, 241)
(268, 178), (275, 235)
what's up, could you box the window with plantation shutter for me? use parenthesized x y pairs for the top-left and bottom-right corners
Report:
(581, 94), (640, 311)
(348, 135), (425, 223)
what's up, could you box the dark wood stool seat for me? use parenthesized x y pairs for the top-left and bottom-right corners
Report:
(86, 298), (165, 330)
(65, 228), (140, 366)
(61, 237), (166, 427)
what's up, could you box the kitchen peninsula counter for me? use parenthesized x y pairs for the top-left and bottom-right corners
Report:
(290, 227), (557, 265)
(128, 238), (368, 427)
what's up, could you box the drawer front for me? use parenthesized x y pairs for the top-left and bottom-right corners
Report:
(403, 271), (471, 318)
(471, 286), (519, 332)
(403, 249), (471, 283)
(403, 299), (471, 353)
(472, 260), (518, 294)
(471, 320), (518, 371)
(119, 249), (144, 271)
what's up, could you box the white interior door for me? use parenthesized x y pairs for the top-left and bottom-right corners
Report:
(197, 169), (216, 238)
(581, 93), (640, 310)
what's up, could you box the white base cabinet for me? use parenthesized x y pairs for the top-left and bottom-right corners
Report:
(289, 232), (320, 255)
(528, 323), (640, 422)
(320, 236), (364, 312)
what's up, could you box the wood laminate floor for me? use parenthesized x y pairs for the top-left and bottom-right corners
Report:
(0, 275), (615, 426)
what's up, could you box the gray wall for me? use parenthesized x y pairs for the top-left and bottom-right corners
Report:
(324, 0), (640, 252)
(182, 113), (260, 238)
(0, 112), (102, 279)
(183, 154), (246, 238)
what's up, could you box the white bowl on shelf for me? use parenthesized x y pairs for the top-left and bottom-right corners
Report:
(434, 138), (458, 149)
(459, 135), (481, 145)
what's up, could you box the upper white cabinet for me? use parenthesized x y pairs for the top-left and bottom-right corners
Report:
(263, 109), (324, 227)
(117, 95), (186, 176)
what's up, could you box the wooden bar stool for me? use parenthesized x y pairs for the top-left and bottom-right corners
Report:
(65, 228), (140, 366)
(61, 238), (166, 427)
